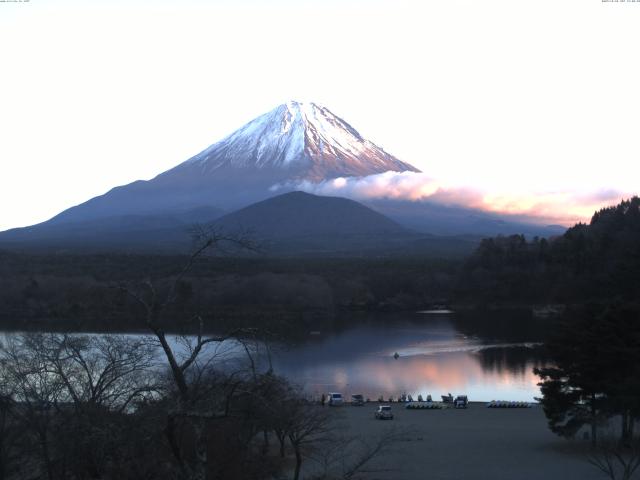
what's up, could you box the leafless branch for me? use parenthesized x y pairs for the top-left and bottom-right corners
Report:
(587, 438), (640, 480)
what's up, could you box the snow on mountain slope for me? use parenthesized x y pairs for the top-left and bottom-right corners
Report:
(167, 101), (420, 181)
(4, 101), (421, 229)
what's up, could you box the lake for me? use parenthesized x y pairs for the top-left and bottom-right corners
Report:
(0, 312), (548, 402)
(267, 313), (546, 402)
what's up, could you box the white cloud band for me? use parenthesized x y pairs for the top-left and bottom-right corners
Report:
(272, 171), (629, 226)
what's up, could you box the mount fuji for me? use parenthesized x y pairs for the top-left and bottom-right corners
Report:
(0, 101), (562, 253)
(45, 101), (419, 225)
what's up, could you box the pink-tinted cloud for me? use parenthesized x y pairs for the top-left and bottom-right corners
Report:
(273, 172), (631, 226)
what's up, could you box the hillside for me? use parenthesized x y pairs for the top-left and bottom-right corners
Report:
(212, 191), (481, 256)
(0, 206), (225, 253)
(214, 191), (407, 238)
(457, 196), (640, 304)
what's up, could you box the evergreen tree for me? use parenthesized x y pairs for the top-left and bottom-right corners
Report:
(535, 303), (640, 444)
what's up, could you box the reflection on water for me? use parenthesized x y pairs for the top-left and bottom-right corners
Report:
(268, 315), (548, 402)
(477, 345), (548, 377)
(0, 313), (549, 402)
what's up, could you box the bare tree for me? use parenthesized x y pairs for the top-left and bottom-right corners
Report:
(117, 228), (259, 480)
(0, 332), (159, 480)
(1, 334), (67, 480)
(309, 426), (411, 480)
(286, 403), (334, 480)
(0, 357), (21, 480)
(34, 333), (158, 411)
(587, 437), (640, 480)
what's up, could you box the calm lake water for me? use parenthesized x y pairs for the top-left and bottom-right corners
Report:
(1, 312), (548, 402)
(267, 314), (546, 402)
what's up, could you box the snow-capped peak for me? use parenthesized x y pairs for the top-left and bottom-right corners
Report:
(177, 101), (420, 181)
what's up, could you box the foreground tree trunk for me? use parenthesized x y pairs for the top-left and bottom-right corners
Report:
(591, 394), (598, 447)
(276, 430), (286, 458)
(192, 419), (208, 480)
(621, 410), (635, 446)
(293, 445), (302, 480)
(262, 430), (270, 455)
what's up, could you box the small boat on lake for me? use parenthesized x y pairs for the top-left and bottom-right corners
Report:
(417, 305), (455, 314)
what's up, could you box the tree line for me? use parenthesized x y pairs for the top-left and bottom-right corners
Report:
(457, 197), (640, 305)
(0, 252), (459, 335)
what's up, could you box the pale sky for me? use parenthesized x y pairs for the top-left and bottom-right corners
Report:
(1, 0), (639, 231)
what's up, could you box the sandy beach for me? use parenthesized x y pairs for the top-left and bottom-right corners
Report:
(311, 402), (604, 480)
